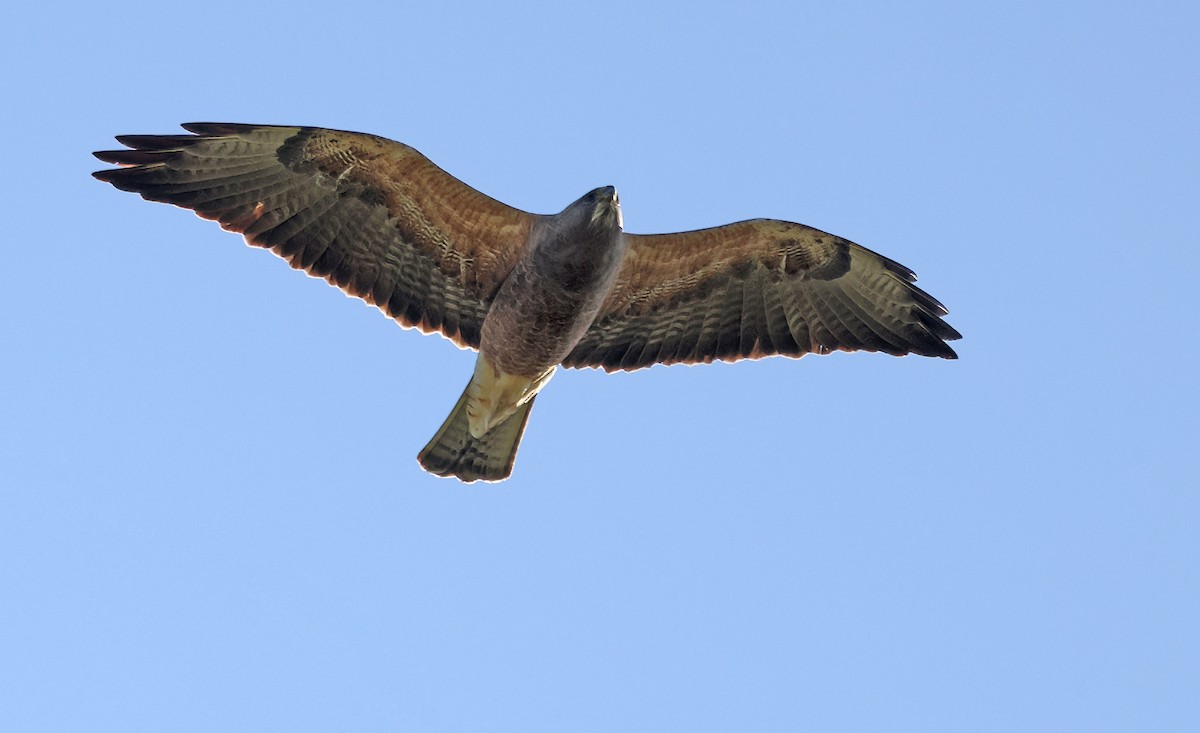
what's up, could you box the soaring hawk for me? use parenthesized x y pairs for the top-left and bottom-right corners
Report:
(94, 124), (960, 482)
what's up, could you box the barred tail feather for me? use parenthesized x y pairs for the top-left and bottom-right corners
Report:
(417, 387), (535, 483)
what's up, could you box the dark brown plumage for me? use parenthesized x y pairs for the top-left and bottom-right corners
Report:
(565, 220), (960, 371)
(93, 123), (960, 482)
(94, 123), (532, 349)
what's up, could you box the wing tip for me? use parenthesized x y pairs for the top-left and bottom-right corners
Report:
(90, 165), (149, 188)
(103, 124), (269, 154)
(180, 122), (263, 136)
(113, 133), (203, 150)
(93, 148), (174, 165)
(930, 343), (959, 360)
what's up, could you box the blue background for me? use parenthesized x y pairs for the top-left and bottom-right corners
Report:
(3, 1), (1197, 731)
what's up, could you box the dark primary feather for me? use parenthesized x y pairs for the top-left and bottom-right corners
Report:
(93, 123), (536, 349)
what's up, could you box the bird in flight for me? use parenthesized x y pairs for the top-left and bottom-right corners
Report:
(94, 123), (960, 483)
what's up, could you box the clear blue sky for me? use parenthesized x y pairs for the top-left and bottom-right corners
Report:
(2, 1), (1197, 731)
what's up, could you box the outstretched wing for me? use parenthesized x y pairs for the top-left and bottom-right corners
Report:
(562, 219), (961, 372)
(93, 123), (537, 348)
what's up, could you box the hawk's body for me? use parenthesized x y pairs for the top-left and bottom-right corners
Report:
(94, 123), (960, 482)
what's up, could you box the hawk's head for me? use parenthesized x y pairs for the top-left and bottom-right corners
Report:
(584, 185), (623, 230)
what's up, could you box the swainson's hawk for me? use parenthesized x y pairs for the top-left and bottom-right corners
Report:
(93, 124), (960, 482)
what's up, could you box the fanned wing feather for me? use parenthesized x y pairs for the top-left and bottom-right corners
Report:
(93, 123), (538, 349)
(563, 219), (960, 371)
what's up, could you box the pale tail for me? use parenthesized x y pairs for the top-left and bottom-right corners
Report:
(417, 386), (536, 483)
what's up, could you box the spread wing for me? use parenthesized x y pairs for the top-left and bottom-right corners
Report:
(93, 123), (537, 348)
(562, 219), (961, 372)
